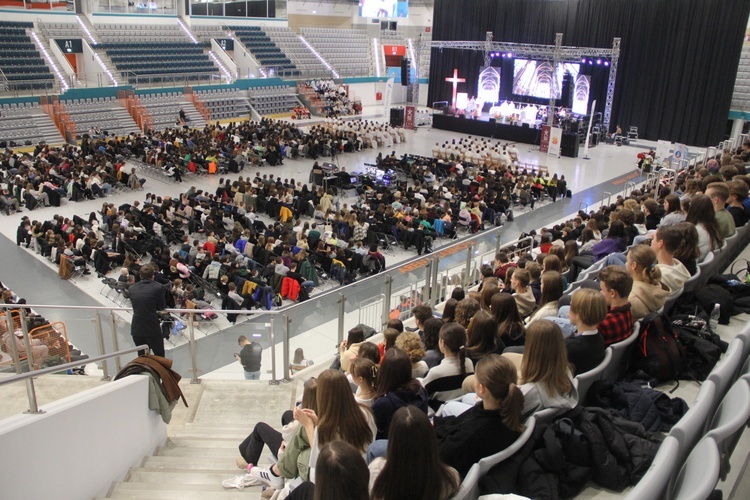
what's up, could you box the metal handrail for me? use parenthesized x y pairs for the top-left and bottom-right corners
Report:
(0, 345), (147, 388)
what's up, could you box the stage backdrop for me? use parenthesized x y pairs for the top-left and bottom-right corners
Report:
(427, 0), (750, 147)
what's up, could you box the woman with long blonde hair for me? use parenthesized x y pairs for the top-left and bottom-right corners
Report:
(519, 319), (578, 419)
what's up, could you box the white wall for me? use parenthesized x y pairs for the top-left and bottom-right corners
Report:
(81, 40), (109, 82)
(211, 38), (239, 80)
(189, 17), (287, 28)
(90, 13), (178, 25)
(0, 8), (77, 24)
(233, 39), (261, 79)
(348, 81), (428, 107)
(286, 1), (432, 27)
(0, 376), (167, 500)
(48, 39), (76, 80)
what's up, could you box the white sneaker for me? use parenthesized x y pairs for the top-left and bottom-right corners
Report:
(221, 474), (262, 489)
(249, 466), (285, 490)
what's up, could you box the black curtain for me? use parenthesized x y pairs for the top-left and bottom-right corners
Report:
(428, 0), (750, 146)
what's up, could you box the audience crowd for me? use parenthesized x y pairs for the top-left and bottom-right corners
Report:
(217, 140), (750, 499)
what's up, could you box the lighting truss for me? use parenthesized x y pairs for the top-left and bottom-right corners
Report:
(422, 34), (621, 131)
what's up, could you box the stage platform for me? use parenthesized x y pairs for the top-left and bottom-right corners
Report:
(432, 113), (580, 157)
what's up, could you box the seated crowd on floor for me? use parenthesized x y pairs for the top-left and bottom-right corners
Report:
(220, 142), (750, 499)
(306, 79), (363, 118)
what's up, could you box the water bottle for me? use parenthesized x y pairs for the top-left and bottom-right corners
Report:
(709, 303), (720, 332)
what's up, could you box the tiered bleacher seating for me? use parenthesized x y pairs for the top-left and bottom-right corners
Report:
(264, 26), (329, 77)
(61, 96), (141, 138)
(40, 22), (83, 39)
(192, 24), (226, 43)
(229, 25), (299, 77)
(194, 88), (250, 121)
(247, 85), (301, 117)
(0, 103), (44, 145)
(0, 21), (54, 91)
(137, 92), (186, 129)
(98, 42), (219, 84)
(95, 23), (186, 44)
(300, 27), (371, 77)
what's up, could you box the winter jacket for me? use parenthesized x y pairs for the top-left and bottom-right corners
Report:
(203, 261), (222, 280)
(281, 276), (301, 301)
(482, 407), (662, 500)
(585, 379), (688, 433)
(280, 206), (294, 222)
(299, 259), (319, 286)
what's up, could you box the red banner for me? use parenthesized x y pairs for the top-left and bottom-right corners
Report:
(540, 125), (551, 153)
(383, 45), (406, 56)
(404, 105), (415, 130)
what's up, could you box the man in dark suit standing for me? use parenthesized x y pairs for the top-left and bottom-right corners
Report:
(129, 264), (167, 357)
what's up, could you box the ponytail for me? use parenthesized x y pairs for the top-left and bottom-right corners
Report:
(457, 345), (467, 377)
(499, 383), (525, 433)
(476, 355), (525, 433)
(439, 322), (469, 376)
(645, 263), (662, 287)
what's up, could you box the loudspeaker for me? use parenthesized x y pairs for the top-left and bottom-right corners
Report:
(561, 134), (580, 158)
(400, 57), (411, 86)
(390, 108), (404, 127)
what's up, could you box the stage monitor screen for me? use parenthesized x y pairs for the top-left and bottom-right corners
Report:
(360, 0), (408, 18)
(513, 59), (580, 100)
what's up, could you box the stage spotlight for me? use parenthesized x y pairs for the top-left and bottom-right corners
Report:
(596, 59), (602, 65)
(581, 58), (586, 63)
(501, 53), (506, 58)
(508, 52), (513, 58)
(588, 60), (593, 65)
(604, 61), (610, 67)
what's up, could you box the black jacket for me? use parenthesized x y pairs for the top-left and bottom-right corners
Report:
(482, 407), (662, 499)
(434, 402), (521, 479)
(128, 278), (167, 338)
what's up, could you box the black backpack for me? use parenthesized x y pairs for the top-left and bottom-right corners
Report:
(631, 313), (686, 383)
(671, 314), (727, 381)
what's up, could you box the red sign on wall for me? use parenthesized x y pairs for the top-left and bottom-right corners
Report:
(383, 45), (406, 56)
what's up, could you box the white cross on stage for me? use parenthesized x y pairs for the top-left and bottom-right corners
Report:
(445, 68), (466, 108)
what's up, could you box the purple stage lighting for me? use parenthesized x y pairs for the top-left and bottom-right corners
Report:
(596, 59), (602, 65)
(604, 61), (610, 66)
(581, 58), (586, 63)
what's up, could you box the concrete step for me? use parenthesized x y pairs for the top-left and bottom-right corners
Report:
(108, 482), (262, 499)
(126, 468), (242, 485)
(142, 455), (237, 471)
(156, 446), (238, 459)
(171, 431), (250, 440)
(165, 438), (238, 449)
(181, 423), (262, 433)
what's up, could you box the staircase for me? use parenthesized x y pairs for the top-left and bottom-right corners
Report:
(101, 379), (297, 499)
(105, 424), (263, 499)
(33, 110), (70, 145)
(179, 97), (208, 129)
